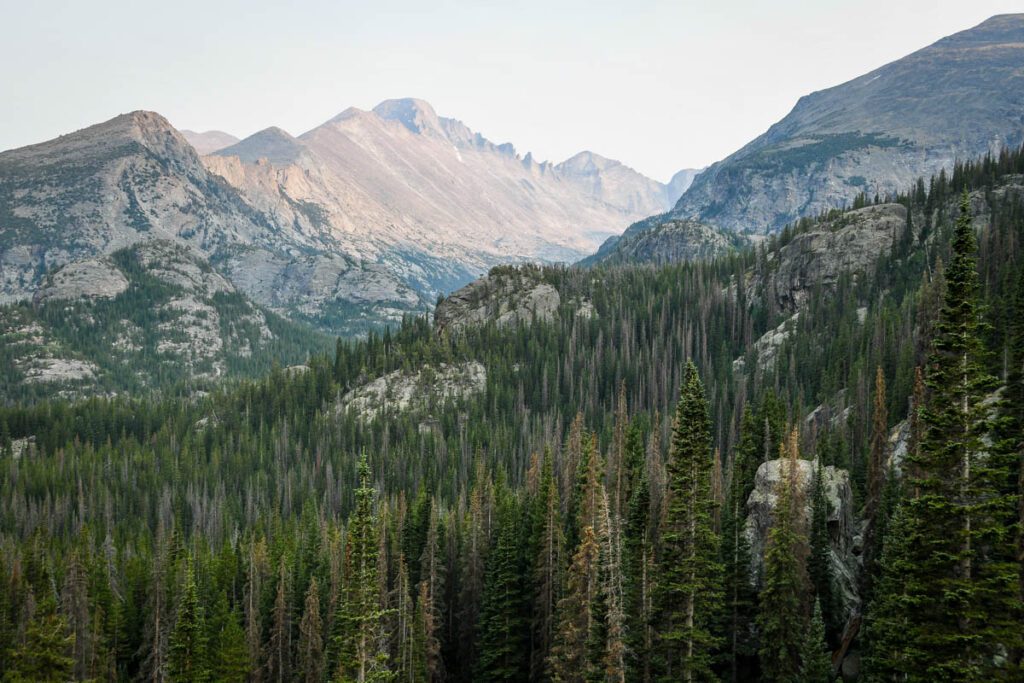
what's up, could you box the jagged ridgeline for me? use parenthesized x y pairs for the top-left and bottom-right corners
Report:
(1, 148), (1023, 680)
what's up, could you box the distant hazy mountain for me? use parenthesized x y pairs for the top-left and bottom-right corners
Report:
(207, 98), (675, 266)
(666, 168), (702, 203)
(180, 129), (240, 155)
(586, 14), (1024, 266)
(1, 100), (676, 334)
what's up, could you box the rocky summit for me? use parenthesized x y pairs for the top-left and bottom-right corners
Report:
(1, 100), (685, 334)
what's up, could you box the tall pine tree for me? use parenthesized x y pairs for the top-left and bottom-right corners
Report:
(655, 361), (723, 681)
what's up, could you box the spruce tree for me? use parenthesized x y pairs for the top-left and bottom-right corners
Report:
(867, 193), (1021, 680)
(3, 597), (74, 683)
(208, 595), (250, 682)
(624, 458), (655, 681)
(797, 598), (831, 683)
(298, 577), (325, 683)
(475, 494), (528, 682)
(168, 563), (209, 682)
(757, 429), (809, 683)
(864, 366), (888, 573)
(807, 460), (838, 641)
(655, 361), (723, 681)
(531, 448), (564, 681)
(720, 441), (757, 683)
(335, 456), (394, 683)
(548, 525), (601, 683)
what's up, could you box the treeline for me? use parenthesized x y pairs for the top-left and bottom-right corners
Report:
(1, 148), (1023, 680)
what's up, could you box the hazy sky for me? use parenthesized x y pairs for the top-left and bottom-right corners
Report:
(2, 1), (1020, 180)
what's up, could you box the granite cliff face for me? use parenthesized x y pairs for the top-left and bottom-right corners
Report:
(583, 217), (737, 267)
(434, 265), (593, 335)
(752, 203), (907, 313)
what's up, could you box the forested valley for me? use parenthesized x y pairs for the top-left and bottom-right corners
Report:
(2, 148), (1023, 681)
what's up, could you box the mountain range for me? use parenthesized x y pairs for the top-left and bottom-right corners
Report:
(0, 99), (691, 333)
(589, 13), (1024, 265)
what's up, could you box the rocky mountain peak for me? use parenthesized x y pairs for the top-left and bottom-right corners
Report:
(215, 126), (303, 165)
(371, 97), (445, 137)
(181, 129), (240, 155)
(556, 151), (621, 175)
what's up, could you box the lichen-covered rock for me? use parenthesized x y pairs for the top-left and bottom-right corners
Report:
(746, 458), (860, 620)
(339, 361), (486, 420)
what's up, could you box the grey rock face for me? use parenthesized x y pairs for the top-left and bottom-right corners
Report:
(34, 257), (129, 303)
(435, 266), (592, 334)
(754, 203), (907, 313)
(2, 100), (677, 333)
(338, 361), (487, 420)
(0, 240), (289, 395)
(588, 218), (736, 267)
(746, 458), (860, 620)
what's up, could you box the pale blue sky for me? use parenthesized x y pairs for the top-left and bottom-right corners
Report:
(1, 0), (1020, 180)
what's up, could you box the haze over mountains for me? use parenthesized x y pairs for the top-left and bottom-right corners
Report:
(1, 98), (687, 333)
(590, 13), (1024, 265)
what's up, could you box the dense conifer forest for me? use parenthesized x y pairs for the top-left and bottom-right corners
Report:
(1, 148), (1023, 681)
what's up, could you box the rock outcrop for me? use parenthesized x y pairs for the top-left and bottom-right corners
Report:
(338, 361), (487, 420)
(746, 458), (860, 620)
(0, 240), (320, 397)
(584, 218), (737, 266)
(753, 203), (907, 313)
(434, 266), (593, 334)
(599, 13), (1024, 271)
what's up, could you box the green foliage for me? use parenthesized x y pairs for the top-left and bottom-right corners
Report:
(655, 362), (723, 681)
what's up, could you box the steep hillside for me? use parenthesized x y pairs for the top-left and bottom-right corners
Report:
(0, 240), (328, 401)
(657, 14), (1024, 236)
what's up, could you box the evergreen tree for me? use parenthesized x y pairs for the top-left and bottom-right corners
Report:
(797, 599), (831, 683)
(267, 560), (293, 683)
(757, 429), (809, 683)
(208, 594), (250, 683)
(531, 447), (564, 681)
(807, 460), (838, 641)
(475, 494), (528, 682)
(863, 366), (888, 595)
(624, 459), (655, 682)
(3, 598), (74, 683)
(867, 193), (1021, 680)
(655, 361), (723, 681)
(168, 563), (209, 683)
(336, 456), (394, 683)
